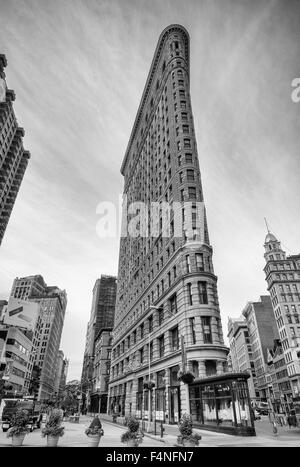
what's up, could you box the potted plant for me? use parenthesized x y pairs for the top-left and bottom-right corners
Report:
(7, 409), (30, 447)
(177, 370), (195, 384)
(177, 413), (201, 447)
(121, 415), (144, 447)
(143, 380), (156, 390)
(41, 409), (65, 447)
(85, 416), (104, 447)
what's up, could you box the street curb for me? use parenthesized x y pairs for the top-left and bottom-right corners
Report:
(101, 418), (174, 446)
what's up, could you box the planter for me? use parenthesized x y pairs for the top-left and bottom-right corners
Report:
(178, 373), (195, 384)
(127, 439), (139, 447)
(47, 435), (60, 447)
(87, 434), (101, 447)
(12, 433), (26, 447)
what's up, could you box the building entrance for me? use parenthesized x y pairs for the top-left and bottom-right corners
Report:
(169, 386), (181, 424)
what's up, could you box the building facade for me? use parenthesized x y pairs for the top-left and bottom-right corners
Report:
(0, 54), (30, 246)
(227, 317), (258, 399)
(10, 275), (67, 401)
(90, 328), (113, 413)
(53, 350), (64, 395)
(242, 296), (279, 400)
(264, 232), (300, 397)
(0, 325), (32, 396)
(81, 276), (117, 406)
(266, 339), (292, 414)
(108, 25), (228, 425)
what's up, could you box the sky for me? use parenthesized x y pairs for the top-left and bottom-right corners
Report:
(0, 0), (299, 381)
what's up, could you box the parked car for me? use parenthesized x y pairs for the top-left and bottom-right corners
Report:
(255, 402), (269, 416)
(1, 399), (42, 432)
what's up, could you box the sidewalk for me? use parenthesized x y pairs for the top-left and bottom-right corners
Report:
(99, 414), (300, 447)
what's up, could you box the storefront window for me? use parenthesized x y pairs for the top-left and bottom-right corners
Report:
(189, 375), (255, 435)
(136, 392), (143, 419)
(231, 380), (252, 427)
(202, 385), (217, 425)
(215, 383), (234, 427)
(155, 388), (165, 421)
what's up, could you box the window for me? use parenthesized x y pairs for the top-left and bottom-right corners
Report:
(140, 348), (144, 363)
(188, 187), (197, 199)
(196, 253), (204, 271)
(186, 255), (191, 273)
(184, 138), (191, 148)
(185, 153), (192, 163)
(158, 335), (165, 357)
(187, 283), (193, 305)
(198, 281), (208, 304)
(187, 169), (195, 181)
(181, 112), (188, 121)
(202, 317), (212, 343)
(170, 327), (179, 350)
(182, 124), (189, 133)
(140, 323), (144, 339)
(148, 316), (153, 333)
(190, 317), (196, 344)
(158, 307), (164, 326)
(168, 271), (171, 287)
(169, 293), (178, 314)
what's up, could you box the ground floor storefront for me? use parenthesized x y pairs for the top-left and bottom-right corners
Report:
(90, 393), (108, 413)
(189, 373), (255, 435)
(108, 367), (255, 435)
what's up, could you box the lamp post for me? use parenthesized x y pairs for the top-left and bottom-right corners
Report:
(146, 305), (163, 433)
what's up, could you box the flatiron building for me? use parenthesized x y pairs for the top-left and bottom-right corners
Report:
(108, 25), (228, 423)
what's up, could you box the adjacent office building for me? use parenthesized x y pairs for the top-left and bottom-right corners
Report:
(264, 232), (300, 397)
(0, 325), (32, 395)
(228, 317), (258, 399)
(108, 25), (229, 426)
(90, 328), (113, 413)
(242, 296), (279, 400)
(81, 276), (117, 406)
(10, 275), (67, 401)
(53, 350), (65, 395)
(0, 54), (30, 246)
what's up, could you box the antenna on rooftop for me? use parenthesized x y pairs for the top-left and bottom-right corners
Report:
(264, 217), (270, 233)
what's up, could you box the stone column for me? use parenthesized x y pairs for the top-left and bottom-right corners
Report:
(198, 360), (206, 379)
(164, 328), (171, 355)
(164, 369), (170, 424)
(216, 360), (223, 375)
(131, 378), (138, 415)
(153, 308), (159, 330)
(211, 316), (219, 344)
(195, 316), (204, 344)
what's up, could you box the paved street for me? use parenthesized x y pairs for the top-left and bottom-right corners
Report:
(0, 415), (300, 447)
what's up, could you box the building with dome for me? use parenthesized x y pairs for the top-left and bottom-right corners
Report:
(264, 230), (300, 398)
